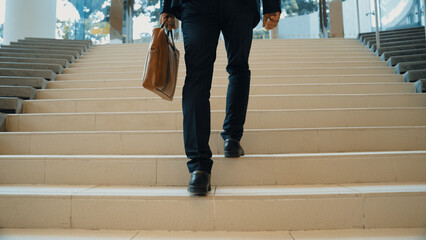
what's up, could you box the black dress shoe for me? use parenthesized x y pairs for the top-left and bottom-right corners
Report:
(188, 170), (211, 195)
(224, 138), (245, 158)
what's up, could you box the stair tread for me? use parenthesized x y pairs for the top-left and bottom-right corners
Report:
(1, 150), (425, 158)
(2, 125), (426, 134)
(10, 106), (426, 115)
(38, 82), (414, 91)
(0, 228), (424, 239)
(1, 182), (425, 198)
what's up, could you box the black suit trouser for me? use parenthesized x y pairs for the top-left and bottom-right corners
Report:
(181, 0), (255, 173)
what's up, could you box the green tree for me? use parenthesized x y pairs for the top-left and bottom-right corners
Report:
(133, 0), (161, 25)
(282, 0), (299, 15)
(281, 0), (318, 16)
(0, 24), (3, 41)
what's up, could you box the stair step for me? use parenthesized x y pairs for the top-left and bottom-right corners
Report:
(0, 228), (424, 240)
(85, 48), (370, 57)
(359, 27), (424, 40)
(22, 93), (426, 113)
(365, 33), (426, 48)
(404, 70), (426, 82)
(415, 79), (426, 93)
(371, 37), (426, 48)
(387, 53), (426, 66)
(35, 83), (415, 99)
(57, 67), (394, 80)
(0, 52), (76, 63)
(0, 68), (56, 80)
(1, 126), (425, 155)
(395, 61), (426, 74)
(381, 48), (426, 61)
(80, 52), (375, 60)
(362, 31), (425, 44)
(0, 183), (424, 230)
(1, 44), (85, 55)
(0, 97), (23, 114)
(47, 75), (404, 89)
(0, 56), (70, 68)
(7, 107), (426, 132)
(13, 41), (89, 52)
(1, 151), (424, 185)
(376, 44), (426, 57)
(0, 47), (80, 59)
(70, 61), (387, 70)
(0, 113), (5, 131)
(75, 56), (380, 64)
(0, 85), (37, 100)
(371, 39), (426, 53)
(0, 62), (64, 74)
(24, 37), (93, 48)
(0, 76), (48, 89)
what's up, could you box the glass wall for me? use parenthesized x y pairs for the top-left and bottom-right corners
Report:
(132, 0), (162, 43)
(378, 0), (422, 31)
(273, 0), (323, 39)
(342, 0), (423, 38)
(0, 0), (5, 45)
(56, 0), (111, 44)
(7, 0), (420, 44)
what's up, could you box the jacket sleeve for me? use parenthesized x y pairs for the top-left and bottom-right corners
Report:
(161, 0), (173, 14)
(262, 0), (282, 14)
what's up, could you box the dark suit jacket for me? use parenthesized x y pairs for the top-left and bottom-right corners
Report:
(162, 0), (281, 28)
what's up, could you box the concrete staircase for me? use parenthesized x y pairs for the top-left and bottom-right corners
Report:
(0, 39), (425, 238)
(0, 38), (92, 125)
(358, 27), (426, 93)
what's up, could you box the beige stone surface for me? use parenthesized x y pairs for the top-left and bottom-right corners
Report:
(214, 197), (363, 231)
(290, 228), (426, 239)
(1, 152), (425, 186)
(134, 231), (293, 239)
(395, 155), (426, 182)
(5, 115), (19, 131)
(46, 75), (404, 89)
(0, 228), (423, 240)
(45, 157), (157, 185)
(2, 38), (425, 233)
(0, 158), (45, 184)
(70, 60), (386, 69)
(9, 107), (426, 132)
(35, 83), (415, 100)
(363, 196), (426, 228)
(56, 72), (142, 81)
(2, 127), (426, 155)
(0, 133), (30, 154)
(24, 93), (426, 114)
(0, 183), (425, 230)
(72, 191), (215, 230)
(0, 228), (138, 239)
(0, 185), (94, 229)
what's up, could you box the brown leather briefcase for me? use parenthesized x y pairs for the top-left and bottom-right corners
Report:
(142, 24), (180, 101)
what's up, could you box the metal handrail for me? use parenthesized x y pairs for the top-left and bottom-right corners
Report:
(374, 0), (381, 48)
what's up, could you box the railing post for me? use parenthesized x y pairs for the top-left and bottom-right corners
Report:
(356, 0), (361, 34)
(374, 0), (381, 48)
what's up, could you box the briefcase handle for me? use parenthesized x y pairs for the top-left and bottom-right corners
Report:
(160, 21), (177, 51)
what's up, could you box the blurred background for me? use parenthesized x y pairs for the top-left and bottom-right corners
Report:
(0, 0), (424, 44)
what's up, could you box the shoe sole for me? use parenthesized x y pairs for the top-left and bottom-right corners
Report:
(187, 186), (212, 195)
(224, 151), (244, 158)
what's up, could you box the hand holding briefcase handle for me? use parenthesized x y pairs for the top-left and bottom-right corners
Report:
(142, 16), (180, 101)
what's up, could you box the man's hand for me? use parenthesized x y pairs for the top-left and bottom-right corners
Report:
(263, 12), (280, 30)
(160, 13), (179, 31)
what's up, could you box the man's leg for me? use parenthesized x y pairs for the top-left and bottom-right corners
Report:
(181, 0), (221, 173)
(220, 1), (255, 142)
